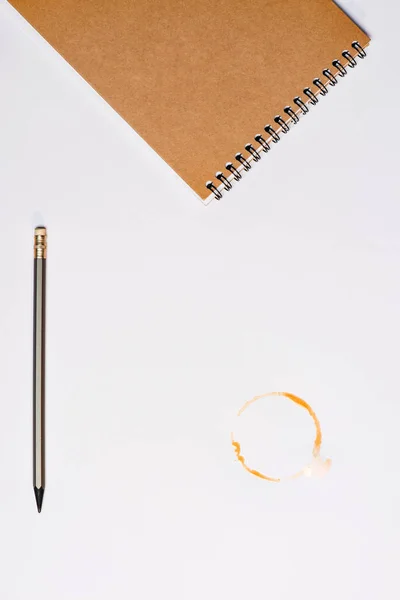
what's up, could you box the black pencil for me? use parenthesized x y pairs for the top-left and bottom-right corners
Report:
(33, 227), (47, 513)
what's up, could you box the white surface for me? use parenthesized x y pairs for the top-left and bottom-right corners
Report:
(0, 0), (399, 598)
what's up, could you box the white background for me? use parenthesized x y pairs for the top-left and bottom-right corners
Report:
(0, 0), (399, 598)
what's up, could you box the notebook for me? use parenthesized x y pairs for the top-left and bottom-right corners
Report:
(7, 0), (370, 203)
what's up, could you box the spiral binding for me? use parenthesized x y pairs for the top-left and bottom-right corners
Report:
(205, 41), (367, 200)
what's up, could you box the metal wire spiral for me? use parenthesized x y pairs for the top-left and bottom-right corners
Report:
(205, 41), (367, 200)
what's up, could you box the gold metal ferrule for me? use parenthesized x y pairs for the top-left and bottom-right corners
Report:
(34, 227), (47, 259)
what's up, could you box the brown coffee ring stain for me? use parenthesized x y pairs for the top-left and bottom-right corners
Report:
(231, 392), (330, 482)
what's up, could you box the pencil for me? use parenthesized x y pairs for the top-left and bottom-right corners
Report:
(33, 227), (47, 513)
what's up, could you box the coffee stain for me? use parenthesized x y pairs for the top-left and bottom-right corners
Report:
(231, 392), (331, 482)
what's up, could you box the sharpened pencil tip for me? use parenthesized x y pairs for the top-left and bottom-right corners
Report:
(34, 487), (44, 513)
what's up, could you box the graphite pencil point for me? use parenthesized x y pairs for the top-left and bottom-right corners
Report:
(34, 487), (44, 513)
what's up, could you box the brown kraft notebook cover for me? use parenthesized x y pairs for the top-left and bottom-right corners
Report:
(7, 0), (370, 202)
